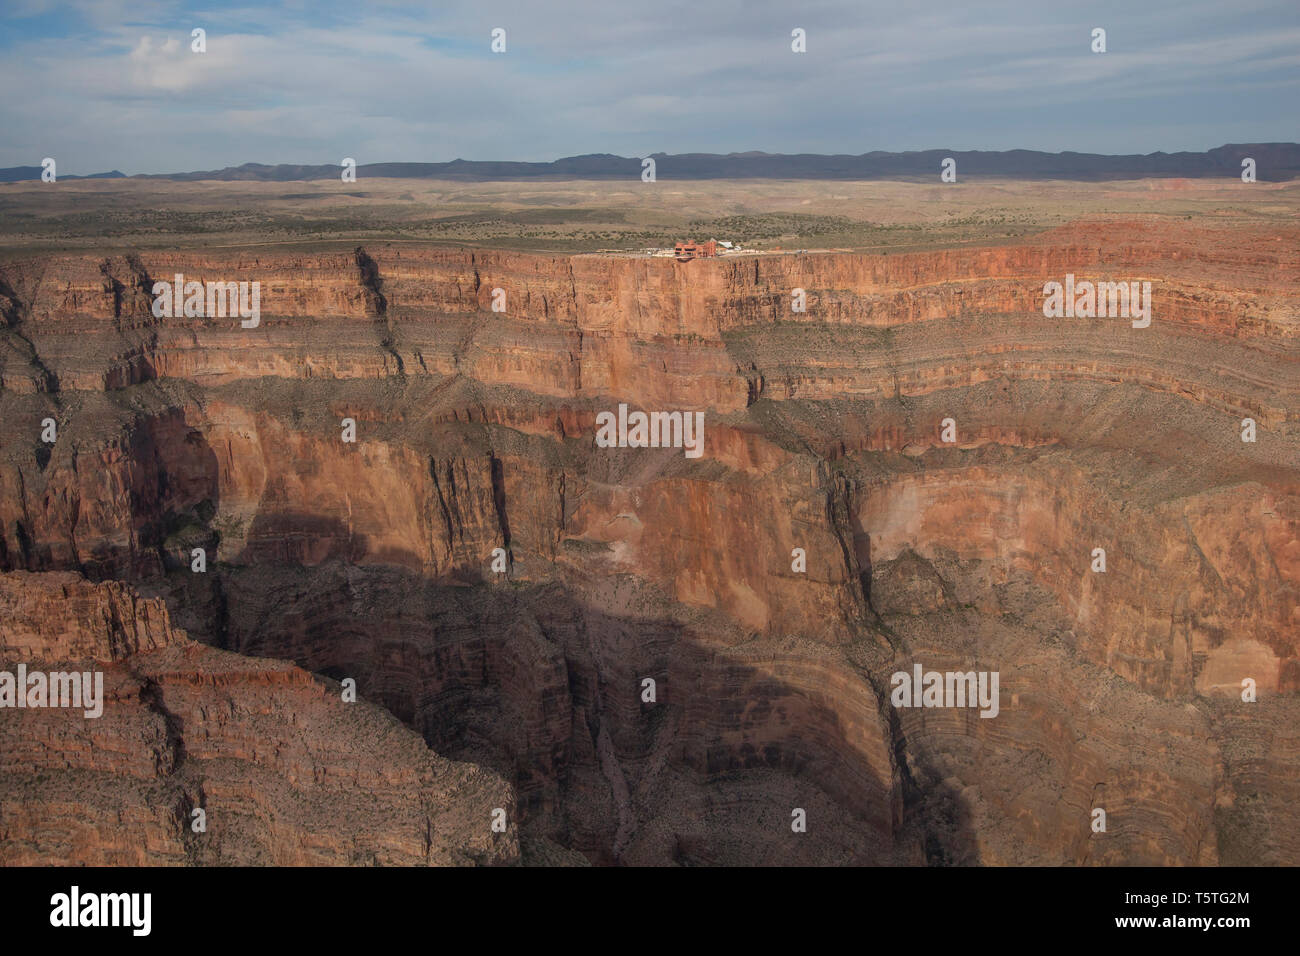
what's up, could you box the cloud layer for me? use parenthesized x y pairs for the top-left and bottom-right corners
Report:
(2, 0), (1297, 174)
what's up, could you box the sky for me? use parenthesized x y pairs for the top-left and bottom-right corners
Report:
(1, 0), (1297, 175)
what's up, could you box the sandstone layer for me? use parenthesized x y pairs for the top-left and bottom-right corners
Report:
(0, 571), (519, 866)
(0, 217), (1295, 865)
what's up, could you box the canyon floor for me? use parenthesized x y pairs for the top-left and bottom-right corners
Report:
(0, 177), (1296, 866)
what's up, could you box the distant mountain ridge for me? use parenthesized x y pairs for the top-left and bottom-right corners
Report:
(0, 167), (126, 183)
(3, 145), (1297, 183)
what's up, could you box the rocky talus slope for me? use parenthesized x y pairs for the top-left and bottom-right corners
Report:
(0, 219), (1295, 865)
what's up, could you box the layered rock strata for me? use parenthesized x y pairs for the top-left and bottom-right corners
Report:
(0, 571), (519, 866)
(0, 220), (1295, 865)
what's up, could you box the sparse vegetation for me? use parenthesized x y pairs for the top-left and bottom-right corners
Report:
(0, 175), (1292, 260)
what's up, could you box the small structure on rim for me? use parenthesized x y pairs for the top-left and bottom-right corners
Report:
(674, 239), (718, 260)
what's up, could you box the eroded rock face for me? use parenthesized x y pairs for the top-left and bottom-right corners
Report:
(0, 571), (519, 866)
(0, 221), (1295, 865)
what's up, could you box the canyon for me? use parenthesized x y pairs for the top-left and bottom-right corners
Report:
(0, 193), (1296, 866)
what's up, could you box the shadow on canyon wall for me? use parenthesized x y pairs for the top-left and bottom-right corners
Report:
(197, 548), (976, 866)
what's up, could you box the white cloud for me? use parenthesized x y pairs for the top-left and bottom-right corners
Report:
(0, 0), (1296, 173)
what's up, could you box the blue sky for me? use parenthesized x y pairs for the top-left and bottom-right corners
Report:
(2, 0), (1297, 175)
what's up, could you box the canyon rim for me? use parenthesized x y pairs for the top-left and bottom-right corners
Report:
(1, 199), (1295, 870)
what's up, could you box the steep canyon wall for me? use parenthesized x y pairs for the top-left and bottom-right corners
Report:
(0, 220), (1295, 864)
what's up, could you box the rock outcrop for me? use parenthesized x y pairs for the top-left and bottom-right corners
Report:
(0, 218), (1295, 865)
(0, 571), (519, 866)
